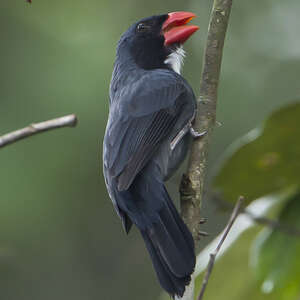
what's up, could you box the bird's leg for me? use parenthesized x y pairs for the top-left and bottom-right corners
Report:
(189, 126), (206, 138)
(170, 123), (190, 151)
(188, 110), (207, 138)
(170, 115), (207, 151)
(199, 217), (207, 224)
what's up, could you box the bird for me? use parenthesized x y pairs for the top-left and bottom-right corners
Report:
(103, 11), (201, 298)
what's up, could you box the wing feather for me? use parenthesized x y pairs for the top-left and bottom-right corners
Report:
(104, 69), (192, 191)
(117, 102), (183, 190)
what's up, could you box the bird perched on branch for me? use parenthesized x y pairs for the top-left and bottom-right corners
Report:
(103, 12), (200, 298)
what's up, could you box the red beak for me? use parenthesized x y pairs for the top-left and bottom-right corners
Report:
(163, 11), (199, 46)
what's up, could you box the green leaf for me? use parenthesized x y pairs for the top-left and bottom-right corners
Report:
(213, 102), (300, 204)
(251, 192), (300, 300)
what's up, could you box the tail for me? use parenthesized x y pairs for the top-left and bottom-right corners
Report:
(115, 167), (195, 297)
(139, 185), (195, 298)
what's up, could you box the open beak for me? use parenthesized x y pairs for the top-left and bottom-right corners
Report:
(163, 11), (199, 46)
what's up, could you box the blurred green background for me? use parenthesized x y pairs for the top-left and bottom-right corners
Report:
(0, 0), (300, 299)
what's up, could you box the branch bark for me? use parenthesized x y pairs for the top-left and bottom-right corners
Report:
(0, 114), (77, 149)
(197, 196), (244, 300)
(180, 0), (233, 246)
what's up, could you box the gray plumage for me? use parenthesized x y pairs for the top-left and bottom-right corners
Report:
(103, 14), (197, 297)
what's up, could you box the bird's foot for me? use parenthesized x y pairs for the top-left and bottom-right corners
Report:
(170, 123), (190, 150)
(189, 126), (206, 138)
(170, 121), (206, 151)
(196, 230), (209, 240)
(199, 217), (207, 224)
(198, 231), (209, 237)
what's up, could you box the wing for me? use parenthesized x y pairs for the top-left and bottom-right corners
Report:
(104, 69), (193, 191)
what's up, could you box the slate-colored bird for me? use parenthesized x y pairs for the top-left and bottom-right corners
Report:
(103, 12), (200, 297)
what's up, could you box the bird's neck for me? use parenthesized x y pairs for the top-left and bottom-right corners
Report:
(110, 45), (185, 99)
(164, 46), (185, 75)
(109, 54), (144, 104)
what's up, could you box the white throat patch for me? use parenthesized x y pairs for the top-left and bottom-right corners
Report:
(164, 47), (185, 75)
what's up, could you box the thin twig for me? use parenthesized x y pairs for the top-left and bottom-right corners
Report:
(180, 0), (233, 246)
(213, 192), (300, 238)
(0, 114), (77, 149)
(197, 196), (244, 300)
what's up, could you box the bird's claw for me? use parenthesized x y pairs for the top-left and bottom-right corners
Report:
(189, 126), (206, 138)
(198, 231), (209, 237)
(196, 230), (209, 240)
(199, 217), (207, 224)
(170, 120), (206, 151)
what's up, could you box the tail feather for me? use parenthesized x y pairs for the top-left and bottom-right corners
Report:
(163, 186), (194, 249)
(141, 230), (191, 298)
(140, 186), (195, 297)
(115, 168), (195, 297)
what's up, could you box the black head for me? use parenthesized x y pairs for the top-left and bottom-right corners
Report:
(118, 14), (169, 70)
(116, 12), (199, 71)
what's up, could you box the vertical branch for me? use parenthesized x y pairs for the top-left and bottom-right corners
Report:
(180, 0), (233, 246)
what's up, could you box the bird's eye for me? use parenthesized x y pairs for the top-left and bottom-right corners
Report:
(137, 23), (150, 33)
